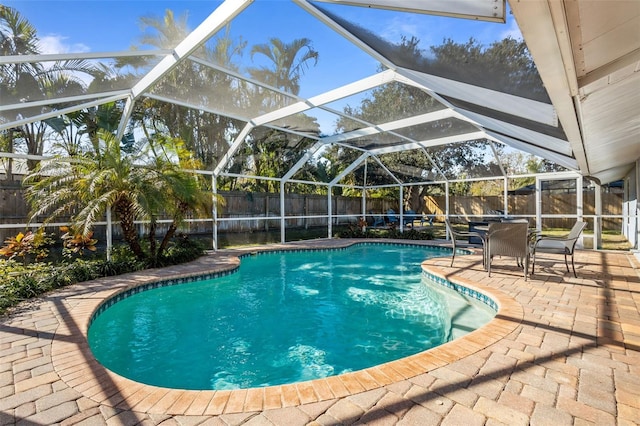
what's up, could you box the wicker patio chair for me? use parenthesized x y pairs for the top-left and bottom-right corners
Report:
(486, 221), (530, 280)
(530, 221), (587, 278)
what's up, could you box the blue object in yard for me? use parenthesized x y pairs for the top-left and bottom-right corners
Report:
(404, 210), (416, 226)
(370, 212), (385, 227)
(387, 209), (398, 224)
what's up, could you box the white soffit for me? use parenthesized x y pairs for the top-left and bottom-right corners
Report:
(566, 0), (640, 82)
(312, 0), (506, 23)
(508, 0), (587, 173)
(579, 72), (640, 182)
(510, 0), (640, 184)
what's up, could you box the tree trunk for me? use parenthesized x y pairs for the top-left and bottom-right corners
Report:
(148, 218), (157, 259)
(405, 185), (423, 213)
(157, 202), (188, 257)
(114, 200), (144, 259)
(157, 221), (178, 258)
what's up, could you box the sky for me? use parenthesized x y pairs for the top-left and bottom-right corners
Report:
(4, 0), (522, 134)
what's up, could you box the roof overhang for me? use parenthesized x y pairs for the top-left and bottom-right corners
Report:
(509, 0), (640, 184)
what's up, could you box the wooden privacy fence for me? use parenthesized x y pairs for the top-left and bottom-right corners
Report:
(425, 192), (623, 230)
(0, 186), (624, 241)
(217, 192), (398, 231)
(0, 188), (396, 239)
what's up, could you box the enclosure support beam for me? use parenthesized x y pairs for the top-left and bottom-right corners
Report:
(576, 175), (585, 248)
(594, 181), (602, 249)
(214, 123), (255, 177)
(329, 152), (369, 186)
(503, 178), (508, 218)
(130, 0), (251, 100)
(213, 175), (218, 251)
(280, 180), (286, 244)
(115, 97), (135, 142)
(445, 182), (450, 240)
(399, 185), (404, 234)
(362, 161), (367, 227)
(106, 207), (112, 261)
(576, 175), (584, 220)
(535, 177), (542, 233)
(328, 187), (333, 239)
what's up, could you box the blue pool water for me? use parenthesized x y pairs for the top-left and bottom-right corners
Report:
(88, 244), (495, 390)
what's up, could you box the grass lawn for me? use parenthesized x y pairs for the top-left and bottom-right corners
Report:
(439, 222), (631, 251)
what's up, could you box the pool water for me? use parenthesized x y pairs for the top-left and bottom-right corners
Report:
(88, 244), (495, 390)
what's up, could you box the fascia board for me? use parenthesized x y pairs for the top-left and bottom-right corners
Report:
(311, 0), (505, 23)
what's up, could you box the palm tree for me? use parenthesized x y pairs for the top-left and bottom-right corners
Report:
(140, 134), (213, 261)
(244, 38), (319, 189)
(0, 6), (99, 170)
(0, 5), (41, 175)
(248, 37), (319, 95)
(120, 10), (246, 170)
(0, 5), (40, 84)
(24, 130), (146, 257)
(23, 130), (216, 261)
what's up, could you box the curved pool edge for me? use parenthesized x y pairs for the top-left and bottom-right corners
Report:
(50, 239), (524, 416)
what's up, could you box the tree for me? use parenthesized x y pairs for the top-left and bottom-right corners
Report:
(241, 38), (320, 191)
(327, 34), (553, 207)
(120, 10), (247, 171)
(24, 130), (216, 262)
(0, 6), (98, 170)
(248, 37), (319, 95)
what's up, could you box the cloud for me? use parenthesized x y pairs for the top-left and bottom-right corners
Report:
(37, 34), (95, 87)
(379, 15), (438, 57)
(38, 34), (91, 54)
(381, 16), (426, 44)
(500, 19), (523, 41)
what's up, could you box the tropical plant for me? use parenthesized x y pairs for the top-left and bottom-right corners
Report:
(23, 129), (218, 262)
(59, 226), (98, 257)
(0, 229), (53, 262)
(248, 37), (319, 95)
(120, 10), (246, 171)
(140, 134), (214, 263)
(0, 5), (99, 170)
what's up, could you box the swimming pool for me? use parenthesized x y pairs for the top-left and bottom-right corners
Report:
(88, 243), (495, 390)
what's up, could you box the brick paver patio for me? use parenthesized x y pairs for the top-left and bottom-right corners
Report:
(1, 239), (639, 425)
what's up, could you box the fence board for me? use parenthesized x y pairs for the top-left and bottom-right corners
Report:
(0, 187), (624, 241)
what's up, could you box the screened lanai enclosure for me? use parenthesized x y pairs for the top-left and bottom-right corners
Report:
(1, 0), (639, 253)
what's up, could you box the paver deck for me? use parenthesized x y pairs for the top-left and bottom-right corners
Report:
(1, 239), (639, 425)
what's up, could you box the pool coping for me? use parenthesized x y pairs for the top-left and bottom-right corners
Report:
(50, 239), (524, 415)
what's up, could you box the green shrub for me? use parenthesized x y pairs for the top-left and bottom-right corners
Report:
(335, 224), (434, 240)
(153, 235), (206, 267)
(0, 238), (206, 317)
